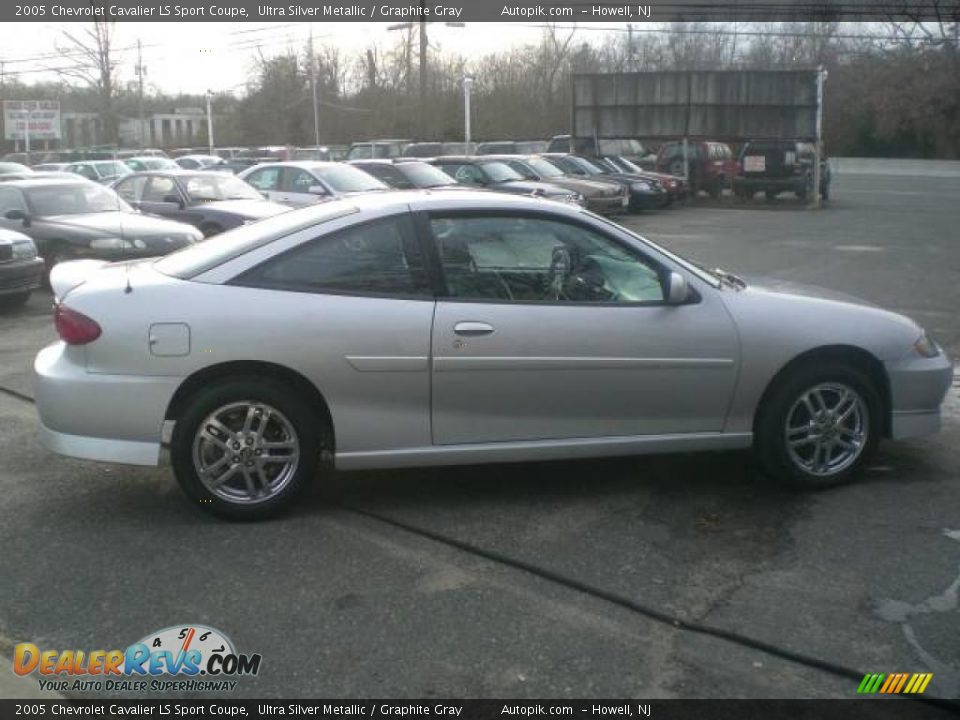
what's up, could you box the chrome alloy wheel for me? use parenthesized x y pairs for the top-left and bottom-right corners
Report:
(192, 401), (300, 504)
(784, 383), (868, 477)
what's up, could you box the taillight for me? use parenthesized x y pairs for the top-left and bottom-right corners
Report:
(54, 304), (102, 345)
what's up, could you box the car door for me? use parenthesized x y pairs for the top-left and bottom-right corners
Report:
(243, 166), (284, 202)
(425, 211), (740, 445)
(277, 167), (329, 206)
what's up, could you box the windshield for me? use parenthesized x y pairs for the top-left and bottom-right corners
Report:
(612, 156), (643, 173)
(572, 157), (607, 175)
(155, 203), (358, 279)
(183, 173), (262, 201)
(95, 162), (131, 177)
(314, 164), (388, 193)
(479, 161), (523, 183)
(398, 162), (454, 188)
(525, 158), (564, 178)
(27, 183), (132, 215)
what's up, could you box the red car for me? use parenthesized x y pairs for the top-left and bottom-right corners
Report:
(655, 141), (738, 198)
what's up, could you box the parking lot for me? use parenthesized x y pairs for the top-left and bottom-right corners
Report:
(0, 167), (958, 701)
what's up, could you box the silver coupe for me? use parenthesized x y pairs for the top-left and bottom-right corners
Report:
(34, 191), (953, 519)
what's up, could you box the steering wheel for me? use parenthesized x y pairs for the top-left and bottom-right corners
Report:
(548, 246), (572, 301)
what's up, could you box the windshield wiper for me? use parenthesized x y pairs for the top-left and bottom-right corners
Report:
(713, 267), (747, 289)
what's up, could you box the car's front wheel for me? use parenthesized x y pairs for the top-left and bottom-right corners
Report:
(755, 362), (881, 489)
(171, 378), (321, 520)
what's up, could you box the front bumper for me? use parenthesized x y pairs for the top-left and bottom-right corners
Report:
(628, 189), (668, 211)
(0, 257), (44, 295)
(586, 193), (629, 215)
(884, 350), (953, 439)
(34, 342), (181, 466)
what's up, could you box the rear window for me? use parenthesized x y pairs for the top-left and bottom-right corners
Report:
(154, 203), (358, 279)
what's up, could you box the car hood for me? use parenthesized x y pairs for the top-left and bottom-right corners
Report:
(543, 177), (621, 197)
(41, 211), (197, 237)
(494, 180), (573, 196)
(198, 199), (290, 218)
(742, 276), (880, 308)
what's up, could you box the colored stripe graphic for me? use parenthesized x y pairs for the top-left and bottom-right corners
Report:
(857, 672), (932, 694)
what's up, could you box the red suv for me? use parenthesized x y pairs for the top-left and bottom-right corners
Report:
(655, 141), (738, 198)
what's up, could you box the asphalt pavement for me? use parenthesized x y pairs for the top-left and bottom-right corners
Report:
(0, 169), (957, 703)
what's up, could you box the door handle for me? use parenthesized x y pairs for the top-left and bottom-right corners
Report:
(454, 321), (494, 336)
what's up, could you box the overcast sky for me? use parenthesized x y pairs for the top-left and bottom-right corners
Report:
(3, 22), (566, 96)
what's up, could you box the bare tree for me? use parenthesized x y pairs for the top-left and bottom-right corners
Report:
(56, 20), (121, 145)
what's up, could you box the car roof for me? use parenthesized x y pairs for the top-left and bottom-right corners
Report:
(0, 178), (93, 188)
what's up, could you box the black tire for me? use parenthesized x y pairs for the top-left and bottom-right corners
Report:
(0, 291), (30, 309)
(821, 183), (830, 201)
(707, 179), (722, 199)
(200, 222), (225, 238)
(171, 377), (322, 520)
(755, 361), (881, 490)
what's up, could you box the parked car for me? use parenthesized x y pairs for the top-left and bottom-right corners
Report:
(476, 140), (548, 155)
(546, 136), (657, 169)
(124, 157), (180, 172)
(732, 141), (831, 201)
(0, 227), (44, 308)
(655, 141), (737, 198)
(34, 190), (952, 520)
(0, 162), (33, 176)
(402, 142), (470, 158)
(64, 160), (132, 184)
(175, 154), (225, 171)
(482, 154), (628, 214)
(429, 157), (584, 205)
(239, 161), (388, 207)
(346, 140), (413, 161)
(349, 159), (460, 190)
(0, 179), (202, 276)
(111, 170), (291, 237)
(540, 154), (666, 211)
(600, 156), (688, 204)
(290, 146), (349, 162)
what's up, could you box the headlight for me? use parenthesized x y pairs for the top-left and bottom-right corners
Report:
(89, 237), (134, 250)
(11, 241), (37, 260)
(914, 332), (941, 358)
(188, 229), (203, 242)
(631, 182), (651, 192)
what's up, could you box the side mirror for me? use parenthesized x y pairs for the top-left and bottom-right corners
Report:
(666, 271), (689, 304)
(308, 185), (328, 196)
(4, 209), (30, 226)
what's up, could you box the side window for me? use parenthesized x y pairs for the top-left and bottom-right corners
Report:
(430, 215), (665, 304)
(143, 176), (179, 203)
(442, 164), (482, 184)
(179, 158), (198, 170)
(246, 167), (281, 192)
(236, 216), (429, 297)
(0, 187), (27, 214)
(282, 169), (320, 193)
(114, 176), (148, 203)
(73, 164), (97, 180)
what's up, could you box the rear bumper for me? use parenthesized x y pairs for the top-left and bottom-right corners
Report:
(733, 176), (807, 193)
(884, 351), (953, 440)
(0, 257), (44, 295)
(33, 342), (181, 466)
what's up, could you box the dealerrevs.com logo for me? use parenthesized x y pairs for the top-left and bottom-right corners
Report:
(14, 624), (262, 693)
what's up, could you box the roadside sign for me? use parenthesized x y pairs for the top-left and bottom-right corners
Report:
(3, 100), (62, 141)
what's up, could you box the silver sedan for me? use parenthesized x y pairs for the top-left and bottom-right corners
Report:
(34, 191), (953, 520)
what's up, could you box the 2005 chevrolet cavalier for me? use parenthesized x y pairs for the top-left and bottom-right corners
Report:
(34, 191), (952, 519)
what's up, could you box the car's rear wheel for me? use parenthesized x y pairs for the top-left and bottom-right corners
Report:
(171, 377), (321, 520)
(755, 361), (881, 489)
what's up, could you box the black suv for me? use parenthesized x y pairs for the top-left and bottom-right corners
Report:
(732, 141), (831, 201)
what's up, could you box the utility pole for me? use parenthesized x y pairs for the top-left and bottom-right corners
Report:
(309, 26), (320, 147)
(135, 39), (145, 148)
(418, 0), (428, 139)
(463, 76), (473, 154)
(205, 90), (214, 156)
